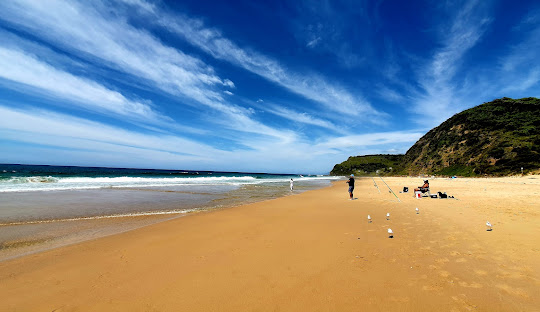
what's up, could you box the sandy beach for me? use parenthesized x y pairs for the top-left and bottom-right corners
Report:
(1, 176), (539, 311)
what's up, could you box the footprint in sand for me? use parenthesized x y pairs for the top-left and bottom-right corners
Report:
(497, 269), (529, 280)
(474, 269), (487, 276)
(445, 235), (457, 241)
(422, 284), (443, 291)
(451, 294), (478, 311)
(509, 265), (532, 274)
(439, 270), (450, 278)
(455, 258), (467, 263)
(496, 284), (530, 298)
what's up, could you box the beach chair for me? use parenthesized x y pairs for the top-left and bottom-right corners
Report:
(414, 180), (430, 197)
(419, 187), (430, 197)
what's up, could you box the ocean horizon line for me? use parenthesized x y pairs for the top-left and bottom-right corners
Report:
(0, 163), (322, 177)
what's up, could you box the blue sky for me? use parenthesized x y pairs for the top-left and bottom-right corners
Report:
(0, 0), (539, 174)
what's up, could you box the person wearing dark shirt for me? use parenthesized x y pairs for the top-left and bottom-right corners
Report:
(346, 174), (355, 200)
(414, 180), (429, 192)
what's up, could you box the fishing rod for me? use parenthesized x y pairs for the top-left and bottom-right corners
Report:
(371, 177), (380, 193)
(379, 176), (401, 202)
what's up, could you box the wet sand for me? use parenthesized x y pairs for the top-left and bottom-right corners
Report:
(0, 182), (321, 261)
(0, 176), (539, 311)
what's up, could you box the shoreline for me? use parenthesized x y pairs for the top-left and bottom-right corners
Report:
(0, 181), (329, 262)
(0, 177), (539, 311)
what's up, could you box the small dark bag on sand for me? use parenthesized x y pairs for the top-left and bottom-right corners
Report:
(403, 187), (408, 193)
(438, 191), (448, 199)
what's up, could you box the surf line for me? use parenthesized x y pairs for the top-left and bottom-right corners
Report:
(372, 177), (381, 193)
(378, 176), (401, 202)
(0, 209), (199, 226)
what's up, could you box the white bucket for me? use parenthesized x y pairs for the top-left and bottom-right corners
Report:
(415, 191), (422, 199)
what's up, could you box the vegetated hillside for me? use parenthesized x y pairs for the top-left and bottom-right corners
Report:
(330, 97), (540, 177)
(398, 97), (540, 176)
(330, 154), (404, 176)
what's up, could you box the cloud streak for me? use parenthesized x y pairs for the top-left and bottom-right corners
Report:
(315, 131), (424, 151)
(124, 0), (384, 120)
(0, 0), (228, 105)
(0, 104), (423, 173)
(0, 105), (223, 160)
(414, 0), (493, 124)
(263, 104), (344, 133)
(0, 0), (297, 142)
(500, 14), (540, 93)
(0, 46), (165, 124)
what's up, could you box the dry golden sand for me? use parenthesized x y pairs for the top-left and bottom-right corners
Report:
(0, 177), (539, 311)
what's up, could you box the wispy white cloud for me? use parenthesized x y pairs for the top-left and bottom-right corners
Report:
(501, 68), (540, 93)
(207, 129), (423, 173)
(122, 0), (383, 120)
(223, 79), (235, 89)
(0, 0), (297, 142)
(263, 104), (343, 133)
(0, 0), (227, 106)
(0, 105), (221, 156)
(499, 16), (540, 93)
(414, 0), (492, 125)
(306, 36), (322, 48)
(315, 131), (424, 151)
(512, 9), (540, 31)
(0, 104), (391, 173)
(0, 46), (165, 124)
(375, 84), (406, 103)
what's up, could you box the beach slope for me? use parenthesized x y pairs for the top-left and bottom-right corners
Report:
(1, 177), (539, 311)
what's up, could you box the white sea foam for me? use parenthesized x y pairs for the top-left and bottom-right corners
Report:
(62, 176), (258, 184)
(0, 175), (340, 193)
(6, 176), (60, 184)
(0, 176), (252, 192)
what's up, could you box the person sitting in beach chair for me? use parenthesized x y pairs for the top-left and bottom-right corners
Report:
(414, 180), (430, 195)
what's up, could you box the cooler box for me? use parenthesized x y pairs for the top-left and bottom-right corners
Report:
(415, 191), (422, 199)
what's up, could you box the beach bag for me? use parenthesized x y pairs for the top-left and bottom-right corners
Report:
(403, 187), (408, 193)
(438, 192), (448, 199)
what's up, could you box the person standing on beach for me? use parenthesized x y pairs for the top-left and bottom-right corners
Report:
(346, 174), (355, 199)
(290, 178), (294, 191)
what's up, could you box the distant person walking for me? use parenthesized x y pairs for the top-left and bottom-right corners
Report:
(290, 178), (294, 191)
(346, 174), (355, 199)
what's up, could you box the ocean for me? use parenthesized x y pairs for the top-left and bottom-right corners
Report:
(0, 164), (340, 260)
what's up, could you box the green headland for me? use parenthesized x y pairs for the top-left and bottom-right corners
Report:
(331, 97), (540, 177)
